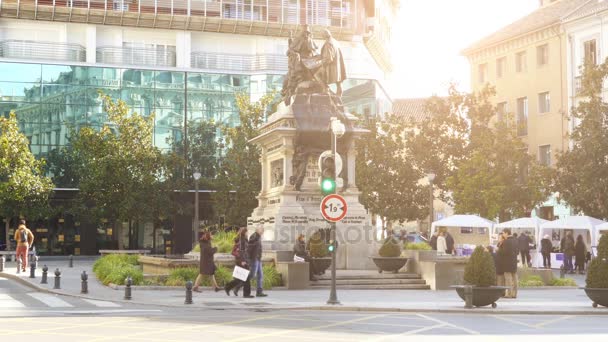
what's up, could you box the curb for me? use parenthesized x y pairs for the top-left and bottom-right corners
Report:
(2, 272), (607, 315)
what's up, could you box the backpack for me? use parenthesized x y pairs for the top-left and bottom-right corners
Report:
(20, 229), (28, 243)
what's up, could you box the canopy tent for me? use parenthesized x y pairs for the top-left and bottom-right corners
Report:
(431, 215), (494, 250)
(593, 222), (608, 244)
(494, 217), (549, 244)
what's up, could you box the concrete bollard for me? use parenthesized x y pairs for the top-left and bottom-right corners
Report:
(68, 255), (74, 268)
(29, 260), (36, 278)
(124, 276), (132, 300)
(560, 265), (565, 279)
(185, 281), (193, 304)
(464, 285), (473, 309)
(41, 265), (48, 284)
(81, 271), (88, 294)
(16, 256), (21, 274)
(0, 255), (5, 272)
(53, 268), (61, 289)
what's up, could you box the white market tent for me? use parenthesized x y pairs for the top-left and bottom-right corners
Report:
(593, 222), (608, 245)
(431, 214), (494, 243)
(495, 217), (549, 267)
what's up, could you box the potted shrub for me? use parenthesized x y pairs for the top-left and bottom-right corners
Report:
(371, 237), (409, 273)
(452, 245), (507, 308)
(308, 231), (331, 275)
(583, 234), (608, 308)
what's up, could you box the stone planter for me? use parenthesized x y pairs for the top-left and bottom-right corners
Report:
(452, 285), (508, 308)
(138, 255), (198, 276)
(582, 288), (608, 308)
(311, 257), (332, 275)
(370, 257), (409, 273)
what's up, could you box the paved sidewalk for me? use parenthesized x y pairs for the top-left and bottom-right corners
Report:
(1, 258), (606, 314)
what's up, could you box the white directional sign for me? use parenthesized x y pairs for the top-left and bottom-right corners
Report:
(320, 194), (348, 222)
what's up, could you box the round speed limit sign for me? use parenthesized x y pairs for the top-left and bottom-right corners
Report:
(320, 194), (348, 222)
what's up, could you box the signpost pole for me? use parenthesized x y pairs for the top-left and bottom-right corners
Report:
(327, 121), (340, 305)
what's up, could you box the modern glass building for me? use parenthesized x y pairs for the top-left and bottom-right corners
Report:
(0, 0), (397, 255)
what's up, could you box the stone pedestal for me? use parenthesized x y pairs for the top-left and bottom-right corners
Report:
(247, 94), (375, 269)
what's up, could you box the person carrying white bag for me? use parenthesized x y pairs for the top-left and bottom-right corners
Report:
(224, 228), (254, 298)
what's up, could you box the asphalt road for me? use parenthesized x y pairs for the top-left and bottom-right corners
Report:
(2, 277), (608, 341)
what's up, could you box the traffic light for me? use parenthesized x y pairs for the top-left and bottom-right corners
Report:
(327, 239), (338, 254)
(319, 153), (336, 195)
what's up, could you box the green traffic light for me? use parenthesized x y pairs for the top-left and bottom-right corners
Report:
(321, 178), (335, 194)
(328, 240), (335, 252)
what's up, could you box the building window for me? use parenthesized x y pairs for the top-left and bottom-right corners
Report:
(516, 51), (527, 72)
(584, 39), (597, 65)
(496, 57), (506, 78)
(478, 63), (488, 83)
(538, 92), (550, 113)
(497, 101), (508, 122)
(537, 44), (549, 66)
(539, 145), (551, 166)
(517, 97), (528, 136)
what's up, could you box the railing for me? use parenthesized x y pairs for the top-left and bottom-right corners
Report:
(0, 40), (86, 62)
(97, 46), (176, 67)
(0, 0), (354, 31)
(191, 52), (287, 72)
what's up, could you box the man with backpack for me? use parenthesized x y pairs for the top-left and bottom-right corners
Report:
(14, 220), (34, 272)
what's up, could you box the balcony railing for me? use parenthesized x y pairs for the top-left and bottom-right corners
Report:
(97, 46), (176, 67)
(191, 52), (287, 72)
(0, 0), (355, 31)
(0, 40), (86, 62)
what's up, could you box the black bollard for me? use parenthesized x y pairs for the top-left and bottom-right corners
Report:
(185, 281), (193, 304)
(16, 256), (21, 274)
(41, 265), (48, 284)
(68, 255), (73, 268)
(0, 255), (5, 272)
(81, 271), (88, 294)
(124, 276), (132, 300)
(53, 268), (61, 289)
(29, 260), (36, 278)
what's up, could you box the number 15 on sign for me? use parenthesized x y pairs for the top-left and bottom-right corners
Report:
(320, 194), (348, 223)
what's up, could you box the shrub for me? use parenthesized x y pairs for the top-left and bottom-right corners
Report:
(519, 275), (544, 287)
(587, 234), (608, 289)
(463, 246), (496, 287)
(92, 254), (142, 285)
(404, 242), (432, 251)
(251, 265), (283, 290)
(308, 231), (328, 258)
(165, 267), (200, 286)
(551, 278), (577, 287)
(378, 237), (401, 257)
(191, 230), (237, 254)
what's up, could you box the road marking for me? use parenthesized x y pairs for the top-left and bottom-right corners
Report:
(534, 315), (573, 328)
(416, 314), (480, 335)
(82, 299), (122, 307)
(27, 293), (73, 308)
(491, 315), (538, 329)
(0, 294), (25, 308)
(223, 314), (387, 342)
(1, 317), (147, 336)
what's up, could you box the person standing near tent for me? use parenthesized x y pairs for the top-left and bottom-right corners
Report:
(541, 234), (552, 269)
(561, 232), (575, 274)
(445, 231), (455, 255)
(574, 234), (587, 275)
(430, 231), (438, 250)
(436, 231), (447, 255)
(518, 232), (532, 267)
(498, 228), (518, 298)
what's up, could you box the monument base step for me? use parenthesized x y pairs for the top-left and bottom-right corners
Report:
(311, 270), (430, 290)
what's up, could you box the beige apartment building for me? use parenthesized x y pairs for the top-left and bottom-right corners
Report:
(462, 0), (594, 219)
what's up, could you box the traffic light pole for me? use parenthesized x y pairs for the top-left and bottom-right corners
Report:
(327, 123), (340, 305)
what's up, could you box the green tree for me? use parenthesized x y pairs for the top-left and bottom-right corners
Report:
(0, 112), (54, 246)
(555, 60), (608, 219)
(445, 87), (552, 220)
(213, 93), (276, 226)
(356, 113), (427, 236)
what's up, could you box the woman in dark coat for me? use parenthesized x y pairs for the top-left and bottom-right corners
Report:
(294, 234), (315, 280)
(224, 228), (254, 298)
(574, 234), (587, 274)
(193, 232), (220, 292)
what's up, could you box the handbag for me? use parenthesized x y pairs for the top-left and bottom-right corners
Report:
(293, 255), (305, 263)
(231, 242), (240, 258)
(232, 265), (250, 281)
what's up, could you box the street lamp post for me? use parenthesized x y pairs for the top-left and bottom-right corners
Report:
(193, 171), (201, 248)
(327, 117), (345, 306)
(427, 173), (436, 233)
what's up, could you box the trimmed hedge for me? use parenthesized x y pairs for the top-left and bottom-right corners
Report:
(519, 275), (544, 287)
(464, 246), (496, 287)
(404, 242), (432, 251)
(309, 231), (329, 258)
(379, 237), (401, 257)
(587, 234), (608, 289)
(92, 254), (143, 285)
(551, 278), (577, 287)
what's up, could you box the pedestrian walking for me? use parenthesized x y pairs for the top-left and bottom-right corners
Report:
(498, 228), (518, 298)
(14, 220), (34, 272)
(574, 234), (587, 274)
(192, 232), (221, 293)
(436, 231), (447, 255)
(518, 231), (532, 267)
(247, 227), (267, 297)
(540, 234), (552, 269)
(224, 228), (254, 298)
(561, 232), (575, 274)
(293, 234), (315, 281)
(495, 235), (506, 287)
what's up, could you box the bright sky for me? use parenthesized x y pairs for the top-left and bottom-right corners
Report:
(388, 0), (538, 99)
